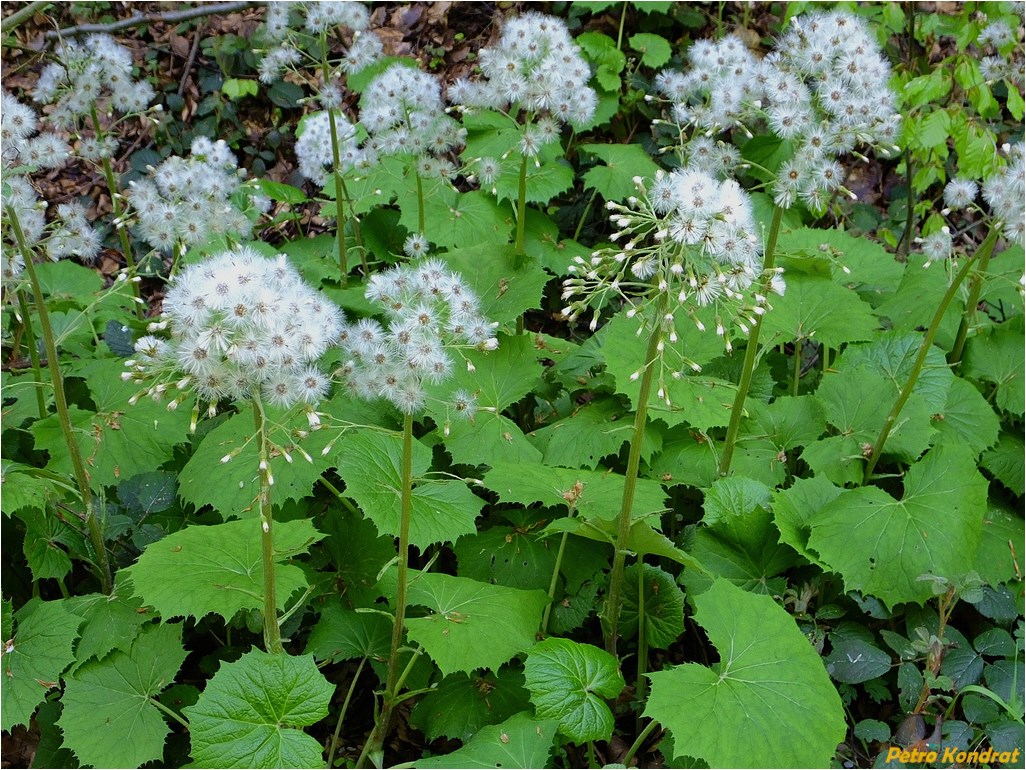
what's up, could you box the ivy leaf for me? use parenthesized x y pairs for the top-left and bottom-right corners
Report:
(178, 408), (334, 518)
(963, 319), (1025, 416)
(409, 711), (559, 769)
(645, 579), (846, 768)
(579, 144), (660, 202)
(125, 518), (323, 623)
(760, 273), (878, 348)
(305, 603), (390, 663)
(60, 623), (187, 769)
(807, 444), (988, 608)
(628, 33), (672, 68)
(405, 572), (549, 677)
(184, 650), (334, 769)
(523, 637), (624, 743)
(530, 398), (637, 470)
(410, 668), (531, 741)
(621, 564), (685, 648)
(483, 461), (668, 521)
(336, 430), (483, 548)
(1, 599), (82, 731)
(824, 638), (892, 684)
(932, 378), (1000, 456)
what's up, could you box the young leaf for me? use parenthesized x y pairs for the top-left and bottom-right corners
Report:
(60, 623), (187, 769)
(1, 599), (82, 731)
(523, 637), (625, 743)
(184, 650), (334, 769)
(409, 711), (558, 769)
(410, 668), (531, 742)
(336, 430), (483, 548)
(807, 444), (988, 608)
(628, 32), (672, 68)
(126, 518), (323, 623)
(645, 579), (846, 768)
(621, 563), (685, 648)
(304, 603), (390, 663)
(404, 572), (549, 677)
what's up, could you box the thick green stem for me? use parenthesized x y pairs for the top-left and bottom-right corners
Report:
(540, 529), (571, 635)
(8, 204), (111, 593)
(603, 304), (664, 656)
(358, 413), (414, 767)
(791, 339), (802, 397)
(515, 154), (529, 334)
(719, 205), (784, 477)
(89, 107), (143, 318)
(253, 395), (284, 654)
(415, 170), (426, 237)
(635, 559), (648, 706)
(1, 1), (51, 32)
(622, 719), (659, 766)
(338, 176), (368, 276)
(862, 231), (997, 484)
(326, 656), (367, 768)
(15, 289), (47, 419)
(326, 110), (350, 287)
(948, 227), (1000, 367)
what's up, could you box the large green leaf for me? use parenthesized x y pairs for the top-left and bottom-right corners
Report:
(405, 572), (549, 677)
(410, 668), (531, 741)
(31, 359), (192, 491)
(60, 623), (187, 769)
(530, 397), (637, 469)
(0, 462), (51, 516)
(336, 430), (483, 548)
(621, 563), (685, 648)
(64, 584), (150, 666)
(125, 518), (322, 622)
(455, 525), (556, 591)
(932, 377), (1000, 456)
(184, 650), (334, 769)
(981, 431), (1025, 496)
(1, 599), (82, 731)
(837, 333), (954, 411)
(16, 507), (74, 581)
(495, 159), (575, 205)
(304, 602), (391, 663)
(807, 444), (988, 608)
(579, 143), (660, 202)
(645, 579), (846, 768)
(771, 475), (843, 568)
(316, 507), (395, 608)
(760, 273), (878, 348)
(875, 263), (964, 348)
(412, 188), (511, 251)
(774, 228), (904, 302)
(408, 711), (559, 769)
(601, 311), (737, 430)
(178, 408), (334, 518)
(483, 461), (667, 520)
(441, 246), (550, 328)
(963, 318), (1025, 416)
(974, 502), (1025, 588)
(523, 637), (624, 743)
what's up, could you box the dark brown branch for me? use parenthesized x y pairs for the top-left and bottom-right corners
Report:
(45, 1), (261, 39)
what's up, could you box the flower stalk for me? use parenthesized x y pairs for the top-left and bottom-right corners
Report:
(603, 300), (664, 656)
(15, 288), (47, 420)
(718, 205), (784, 477)
(947, 228), (1000, 367)
(6, 202), (112, 593)
(253, 394), (284, 654)
(862, 227), (998, 484)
